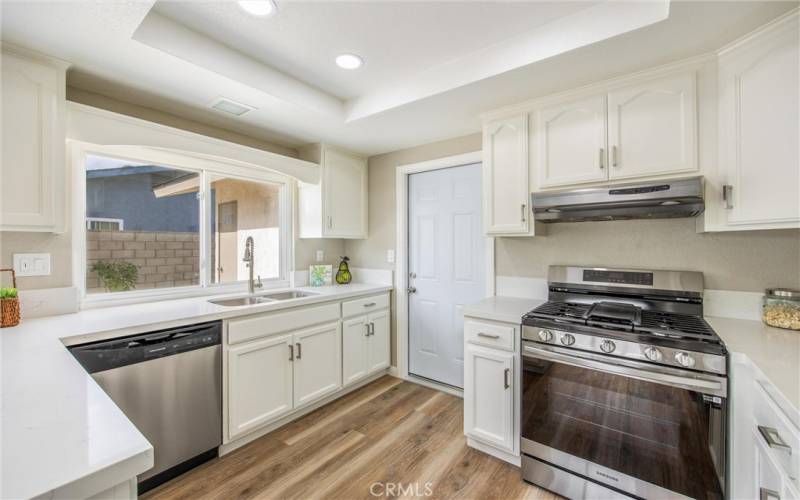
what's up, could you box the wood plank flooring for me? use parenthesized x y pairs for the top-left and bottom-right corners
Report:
(143, 376), (558, 500)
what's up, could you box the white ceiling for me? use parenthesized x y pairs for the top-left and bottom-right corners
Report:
(1, 1), (797, 156)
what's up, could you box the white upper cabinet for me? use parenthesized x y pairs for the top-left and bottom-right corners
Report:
(483, 114), (533, 236)
(535, 95), (608, 188)
(1, 46), (68, 232)
(607, 73), (697, 180)
(298, 144), (368, 239)
(715, 11), (800, 229)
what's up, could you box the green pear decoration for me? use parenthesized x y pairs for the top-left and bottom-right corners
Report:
(335, 256), (352, 285)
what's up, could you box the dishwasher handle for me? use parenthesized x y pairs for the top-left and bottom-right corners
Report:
(70, 321), (222, 374)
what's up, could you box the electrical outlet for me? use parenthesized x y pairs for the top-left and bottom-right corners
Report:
(13, 253), (51, 277)
(316, 250), (324, 262)
(387, 249), (395, 263)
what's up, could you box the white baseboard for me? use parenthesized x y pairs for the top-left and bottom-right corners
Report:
(495, 276), (548, 300)
(466, 437), (521, 467)
(19, 286), (79, 318)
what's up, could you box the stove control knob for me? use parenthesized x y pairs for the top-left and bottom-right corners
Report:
(599, 339), (616, 353)
(674, 351), (696, 368)
(560, 333), (575, 346)
(644, 346), (662, 362)
(538, 329), (554, 342)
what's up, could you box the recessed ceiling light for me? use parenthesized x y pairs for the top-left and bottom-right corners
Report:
(336, 53), (363, 70)
(238, 0), (276, 17)
(210, 97), (256, 116)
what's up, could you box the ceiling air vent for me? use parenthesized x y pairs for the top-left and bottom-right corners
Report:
(210, 97), (256, 116)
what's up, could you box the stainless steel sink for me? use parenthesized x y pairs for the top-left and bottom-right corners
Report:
(209, 290), (318, 307)
(209, 296), (275, 307)
(259, 290), (318, 300)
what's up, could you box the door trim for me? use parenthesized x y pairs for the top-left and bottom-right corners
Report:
(395, 150), (494, 382)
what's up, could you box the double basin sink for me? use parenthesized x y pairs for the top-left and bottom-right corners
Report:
(210, 290), (318, 307)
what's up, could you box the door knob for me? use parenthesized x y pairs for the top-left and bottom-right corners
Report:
(407, 286), (417, 294)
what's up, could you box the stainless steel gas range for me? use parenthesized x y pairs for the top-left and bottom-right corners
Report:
(520, 266), (727, 500)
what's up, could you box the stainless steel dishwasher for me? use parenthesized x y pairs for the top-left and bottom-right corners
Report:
(70, 321), (222, 493)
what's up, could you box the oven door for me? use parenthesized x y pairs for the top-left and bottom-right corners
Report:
(521, 342), (726, 500)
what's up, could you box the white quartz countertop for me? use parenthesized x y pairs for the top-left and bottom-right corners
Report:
(707, 315), (800, 410)
(462, 296), (544, 323)
(0, 283), (392, 499)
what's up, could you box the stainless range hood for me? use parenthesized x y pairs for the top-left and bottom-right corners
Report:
(532, 176), (704, 223)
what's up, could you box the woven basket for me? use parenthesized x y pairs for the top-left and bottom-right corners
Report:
(1, 268), (20, 328)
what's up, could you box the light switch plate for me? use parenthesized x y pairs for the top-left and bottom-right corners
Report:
(316, 250), (324, 262)
(13, 253), (51, 277)
(387, 249), (395, 263)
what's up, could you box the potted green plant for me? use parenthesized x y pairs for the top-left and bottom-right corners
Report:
(92, 261), (139, 292)
(1, 268), (20, 327)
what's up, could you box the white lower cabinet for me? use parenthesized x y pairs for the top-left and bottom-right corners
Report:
(731, 354), (800, 500)
(228, 334), (294, 439)
(292, 322), (342, 408)
(464, 344), (514, 452)
(225, 293), (391, 443)
(342, 308), (391, 387)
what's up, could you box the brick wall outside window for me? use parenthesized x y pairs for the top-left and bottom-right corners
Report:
(86, 230), (200, 293)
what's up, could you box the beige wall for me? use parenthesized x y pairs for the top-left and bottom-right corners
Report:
(0, 90), (343, 290)
(497, 221), (800, 291)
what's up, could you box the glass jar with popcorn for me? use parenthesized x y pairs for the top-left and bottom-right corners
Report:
(762, 288), (800, 330)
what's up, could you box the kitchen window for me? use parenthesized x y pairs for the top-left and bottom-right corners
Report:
(78, 150), (291, 303)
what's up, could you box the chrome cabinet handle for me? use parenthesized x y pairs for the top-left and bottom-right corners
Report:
(723, 185), (734, 210)
(363, 302), (376, 308)
(288, 344), (294, 361)
(599, 148), (605, 169)
(504, 368), (510, 389)
(296, 342), (302, 359)
(477, 332), (500, 339)
(759, 426), (792, 454)
(370, 322), (375, 336)
(612, 145), (618, 167)
(364, 324), (370, 337)
(760, 488), (781, 500)
(521, 204), (526, 223)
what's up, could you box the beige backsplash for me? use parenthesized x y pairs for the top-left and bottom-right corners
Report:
(495, 218), (800, 291)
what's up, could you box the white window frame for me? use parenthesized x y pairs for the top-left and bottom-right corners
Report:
(86, 217), (124, 231)
(71, 141), (294, 309)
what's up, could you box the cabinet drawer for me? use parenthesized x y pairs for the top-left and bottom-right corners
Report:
(342, 293), (389, 318)
(465, 319), (515, 351)
(754, 383), (800, 491)
(228, 303), (340, 345)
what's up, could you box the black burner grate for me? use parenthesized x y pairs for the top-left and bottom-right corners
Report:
(639, 310), (717, 339)
(527, 302), (591, 322)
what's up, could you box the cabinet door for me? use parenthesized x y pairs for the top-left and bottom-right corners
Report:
(719, 14), (800, 227)
(342, 315), (370, 386)
(464, 345), (514, 452)
(483, 115), (530, 235)
(228, 334), (293, 439)
(322, 148), (367, 238)
(607, 73), (697, 180)
(535, 95), (608, 188)
(293, 322), (342, 408)
(367, 309), (391, 374)
(1, 52), (63, 231)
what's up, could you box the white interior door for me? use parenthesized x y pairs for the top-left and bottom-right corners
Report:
(408, 163), (486, 388)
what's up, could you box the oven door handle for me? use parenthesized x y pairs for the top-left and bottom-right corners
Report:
(522, 344), (726, 396)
